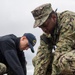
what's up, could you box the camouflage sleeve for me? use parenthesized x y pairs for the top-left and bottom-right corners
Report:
(56, 12), (75, 52)
(32, 34), (52, 75)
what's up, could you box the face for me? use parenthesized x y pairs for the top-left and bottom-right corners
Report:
(19, 36), (29, 51)
(39, 15), (56, 34)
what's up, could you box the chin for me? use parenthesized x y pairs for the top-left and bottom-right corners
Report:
(46, 32), (50, 34)
(44, 31), (49, 34)
(46, 33), (49, 35)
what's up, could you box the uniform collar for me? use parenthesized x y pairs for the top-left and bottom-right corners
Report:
(16, 37), (21, 51)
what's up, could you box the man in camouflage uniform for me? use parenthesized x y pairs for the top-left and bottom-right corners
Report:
(31, 3), (75, 75)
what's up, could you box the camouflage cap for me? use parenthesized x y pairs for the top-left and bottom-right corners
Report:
(31, 3), (53, 28)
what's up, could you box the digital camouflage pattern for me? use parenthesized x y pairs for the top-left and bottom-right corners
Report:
(32, 10), (75, 75)
(0, 63), (7, 74)
(32, 34), (53, 75)
(31, 3), (53, 28)
(51, 10), (75, 75)
(0, 63), (21, 75)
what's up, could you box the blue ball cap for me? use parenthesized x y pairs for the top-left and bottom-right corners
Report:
(23, 33), (36, 53)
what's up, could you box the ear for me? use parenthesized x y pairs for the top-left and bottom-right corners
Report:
(52, 14), (57, 22)
(21, 36), (26, 41)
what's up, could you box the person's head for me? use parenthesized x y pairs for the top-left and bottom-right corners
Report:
(19, 33), (36, 53)
(31, 3), (57, 34)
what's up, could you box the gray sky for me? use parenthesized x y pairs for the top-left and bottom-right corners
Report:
(0, 0), (75, 75)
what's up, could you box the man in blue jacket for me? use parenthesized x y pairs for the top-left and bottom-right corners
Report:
(0, 33), (36, 75)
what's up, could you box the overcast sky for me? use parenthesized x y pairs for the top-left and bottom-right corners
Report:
(0, 0), (75, 75)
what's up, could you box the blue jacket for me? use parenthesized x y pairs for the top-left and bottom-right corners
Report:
(0, 34), (26, 75)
